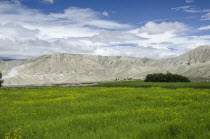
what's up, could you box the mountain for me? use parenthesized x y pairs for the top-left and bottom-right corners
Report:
(0, 46), (210, 86)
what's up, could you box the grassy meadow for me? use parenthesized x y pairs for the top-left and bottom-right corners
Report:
(1, 82), (210, 138)
(99, 80), (210, 89)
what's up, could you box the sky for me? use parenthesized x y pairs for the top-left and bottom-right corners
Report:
(0, 0), (210, 59)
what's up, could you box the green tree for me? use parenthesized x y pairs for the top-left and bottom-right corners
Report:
(145, 72), (190, 82)
(0, 71), (4, 87)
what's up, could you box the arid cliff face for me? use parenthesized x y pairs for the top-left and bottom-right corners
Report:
(1, 46), (210, 86)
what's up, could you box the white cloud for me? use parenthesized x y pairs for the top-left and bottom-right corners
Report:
(43, 0), (54, 4)
(50, 7), (130, 29)
(0, 23), (39, 40)
(203, 9), (210, 12)
(202, 13), (210, 20)
(171, 6), (200, 13)
(133, 22), (210, 55)
(138, 22), (187, 34)
(185, 0), (194, 3)
(198, 25), (210, 30)
(102, 11), (109, 16)
(0, 1), (209, 60)
(172, 5), (210, 21)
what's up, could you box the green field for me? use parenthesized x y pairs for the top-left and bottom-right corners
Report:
(98, 80), (210, 89)
(1, 82), (210, 138)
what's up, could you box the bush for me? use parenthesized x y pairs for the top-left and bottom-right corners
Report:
(0, 71), (4, 87)
(145, 72), (190, 82)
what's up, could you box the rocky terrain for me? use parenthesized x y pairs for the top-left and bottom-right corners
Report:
(0, 45), (210, 86)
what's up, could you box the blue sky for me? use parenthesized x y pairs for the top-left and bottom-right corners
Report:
(0, 0), (210, 59)
(21, 0), (210, 27)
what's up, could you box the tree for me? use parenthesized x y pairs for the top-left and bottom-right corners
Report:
(0, 71), (4, 87)
(145, 72), (190, 82)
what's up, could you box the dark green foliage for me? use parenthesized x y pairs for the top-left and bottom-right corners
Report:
(114, 77), (133, 81)
(145, 72), (190, 82)
(0, 71), (4, 87)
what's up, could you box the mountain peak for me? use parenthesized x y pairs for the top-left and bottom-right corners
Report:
(175, 45), (210, 65)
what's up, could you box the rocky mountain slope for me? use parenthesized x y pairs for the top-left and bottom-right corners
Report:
(0, 46), (210, 86)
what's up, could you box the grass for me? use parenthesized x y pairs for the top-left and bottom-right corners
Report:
(0, 82), (210, 138)
(98, 80), (210, 89)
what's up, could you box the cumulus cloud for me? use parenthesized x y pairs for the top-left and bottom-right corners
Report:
(0, 23), (39, 40)
(137, 22), (187, 34)
(0, 1), (209, 60)
(133, 22), (210, 54)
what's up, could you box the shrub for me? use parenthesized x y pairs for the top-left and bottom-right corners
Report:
(145, 72), (190, 82)
(0, 71), (4, 87)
